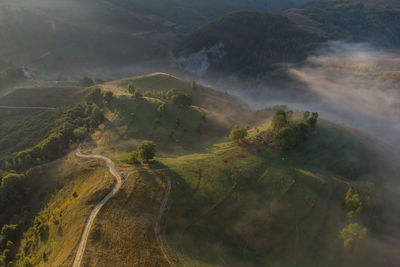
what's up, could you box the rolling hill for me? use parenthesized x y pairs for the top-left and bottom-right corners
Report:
(0, 0), (310, 78)
(0, 73), (399, 266)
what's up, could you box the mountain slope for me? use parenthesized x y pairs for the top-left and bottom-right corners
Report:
(284, 0), (400, 47)
(174, 12), (325, 76)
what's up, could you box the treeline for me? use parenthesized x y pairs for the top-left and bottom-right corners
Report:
(1, 88), (112, 171)
(228, 109), (319, 149)
(271, 110), (318, 149)
(128, 83), (192, 107)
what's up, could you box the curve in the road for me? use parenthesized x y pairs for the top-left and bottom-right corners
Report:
(72, 149), (123, 267)
(72, 149), (172, 267)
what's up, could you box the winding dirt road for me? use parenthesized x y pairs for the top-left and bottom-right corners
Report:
(155, 174), (174, 266)
(72, 149), (123, 267)
(72, 149), (173, 267)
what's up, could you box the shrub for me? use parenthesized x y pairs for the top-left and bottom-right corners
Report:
(103, 91), (114, 105)
(128, 151), (139, 164)
(157, 103), (166, 114)
(85, 88), (103, 107)
(128, 82), (136, 95)
(73, 127), (88, 140)
(339, 223), (367, 249)
(230, 127), (248, 142)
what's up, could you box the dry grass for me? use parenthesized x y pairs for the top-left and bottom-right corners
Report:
(15, 153), (114, 266)
(81, 171), (170, 267)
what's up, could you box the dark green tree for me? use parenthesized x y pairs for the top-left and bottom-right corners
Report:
(229, 127), (248, 142)
(137, 141), (156, 162)
(272, 110), (288, 132)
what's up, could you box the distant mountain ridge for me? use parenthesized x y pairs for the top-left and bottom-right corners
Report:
(174, 0), (400, 76)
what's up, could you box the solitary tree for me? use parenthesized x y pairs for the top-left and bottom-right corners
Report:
(128, 82), (135, 95)
(137, 141), (156, 162)
(229, 127), (248, 142)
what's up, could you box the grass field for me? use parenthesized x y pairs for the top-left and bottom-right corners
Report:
(0, 86), (88, 107)
(81, 171), (170, 266)
(158, 120), (391, 266)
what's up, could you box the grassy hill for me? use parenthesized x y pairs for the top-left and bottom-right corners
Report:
(1, 73), (399, 266)
(160, 120), (397, 266)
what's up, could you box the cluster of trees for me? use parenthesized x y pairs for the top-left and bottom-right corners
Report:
(1, 89), (111, 172)
(128, 83), (193, 107)
(85, 87), (114, 108)
(272, 110), (319, 149)
(0, 67), (25, 89)
(128, 141), (157, 164)
(339, 187), (367, 249)
(229, 127), (249, 142)
(166, 88), (192, 106)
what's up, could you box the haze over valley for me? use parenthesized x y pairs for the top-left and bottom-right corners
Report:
(1, 1), (400, 267)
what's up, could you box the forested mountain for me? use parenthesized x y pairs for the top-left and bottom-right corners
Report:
(174, 0), (400, 77)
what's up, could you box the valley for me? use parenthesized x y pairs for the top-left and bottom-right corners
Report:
(1, 1), (400, 266)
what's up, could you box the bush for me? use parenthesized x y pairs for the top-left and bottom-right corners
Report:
(73, 127), (87, 140)
(339, 223), (367, 249)
(127, 151), (139, 164)
(103, 91), (114, 105)
(166, 88), (192, 106)
(230, 127), (248, 142)
(171, 94), (192, 106)
(157, 103), (166, 114)
(128, 82), (136, 95)
(137, 141), (156, 162)
(85, 88), (103, 107)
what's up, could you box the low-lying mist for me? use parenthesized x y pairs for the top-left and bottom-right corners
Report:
(289, 42), (400, 148)
(214, 41), (400, 151)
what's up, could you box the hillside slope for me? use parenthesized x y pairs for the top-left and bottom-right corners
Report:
(173, 12), (325, 76)
(1, 73), (399, 266)
(284, 0), (400, 47)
